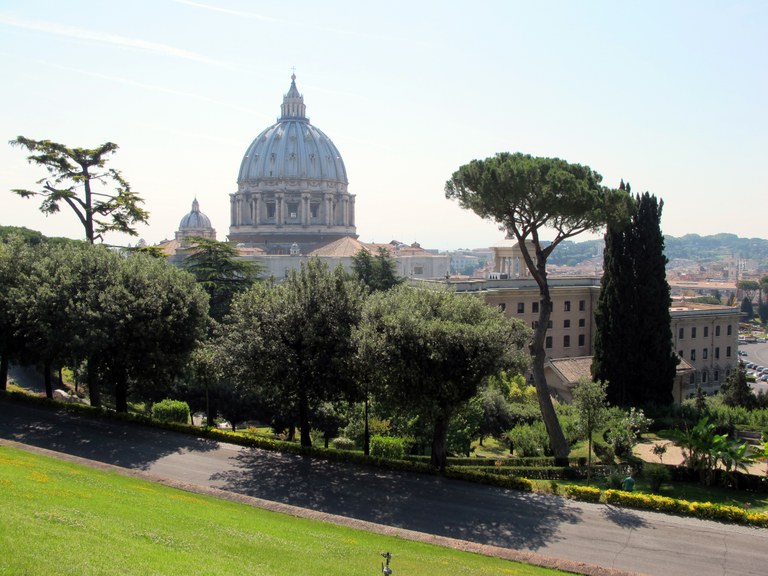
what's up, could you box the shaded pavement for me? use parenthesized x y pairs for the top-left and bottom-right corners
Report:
(2, 398), (768, 576)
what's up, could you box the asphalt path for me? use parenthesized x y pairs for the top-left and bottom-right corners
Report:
(2, 399), (768, 576)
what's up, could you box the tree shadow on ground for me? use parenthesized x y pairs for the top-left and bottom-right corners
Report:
(0, 398), (217, 470)
(601, 505), (649, 529)
(211, 447), (583, 551)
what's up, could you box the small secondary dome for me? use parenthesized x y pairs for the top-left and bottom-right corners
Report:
(176, 198), (216, 243)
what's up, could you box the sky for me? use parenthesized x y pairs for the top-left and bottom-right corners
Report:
(0, 1), (765, 250)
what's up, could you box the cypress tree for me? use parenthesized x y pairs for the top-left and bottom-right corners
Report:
(592, 190), (676, 407)
(592, 217), (632, 405)
(631, 193), (676, 405)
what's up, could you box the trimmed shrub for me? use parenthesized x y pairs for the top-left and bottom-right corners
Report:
(562, 485), (602, 502)
(150, 399), (190, 424)
(643, 463), (671, 493)
(370, 435), (405, 460)
(332, 437), (356, 451)
(445, 467), (534, 492)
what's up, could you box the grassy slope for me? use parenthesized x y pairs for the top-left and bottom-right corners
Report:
(0, 446), (563, 576)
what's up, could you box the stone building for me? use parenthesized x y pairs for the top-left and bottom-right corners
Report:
(437, 240), (740, 404)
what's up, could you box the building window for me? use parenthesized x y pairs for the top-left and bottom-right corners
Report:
(287, 202), (299, 219)
(578, 334), (585, 346)
(564, 335), (571, 348)
(726, 346), (732, 357)
(715, 347), (720, 359)
(310, 204), (319, 218)
(564, 319), (571, 328)
(714, 370), (719, 382)
(703, 348), (708, 360)
(715, 325), (721, 337)
(547, 320), (553, 329)
(579, 300), (586, 311)
(702, 371), (708, 383)
(690, 373), (696, 385)
(517, 302), (524, 314)
(545, 336), (553, 349)
(727, 325), (732, 336)
(266, 203), (276, 218)
(704, 326), (709, 338)
(578, 318), (586, 327)
(691, 327), (697, 338)
(413, 266), (424, 275)
(679, 327), (684, 339)
(532, 321), (539, 329)
(690, 349), (696, 361)
(498, 303), (506, 312)
(564, 301), (571, 312)
(532, 302), (539, 313)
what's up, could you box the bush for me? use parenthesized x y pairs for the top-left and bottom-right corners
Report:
(643, 463), (671, 493)
(332, 437), (356, 451)
(562, 485), (602, 502)
(508, 422), (549, 457)
(151, 399), (190, 424)
(370, 435), (406, 459)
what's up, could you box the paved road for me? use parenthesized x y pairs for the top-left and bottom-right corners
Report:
(742, 342), (768, 394)
(2, 399), (767, 576)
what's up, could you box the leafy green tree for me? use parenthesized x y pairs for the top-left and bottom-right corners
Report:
(593, 192), (677, 406)
(741, 296), (754, 318)
(9, 137), (148, 244)
(738, 280), (759, 303)
(220, 259), (364, 447)
(351, 247), (402, 292)
(572, 378), (609, 482)
(0, 237), (35, 389)
(720, 362), (754, 409)
(98, 253), (209, 411)
(356, 285), (529, 470)
(182, 237), (262, 322)
(446, 152), (622, 463)
(11, 243), (79, 398)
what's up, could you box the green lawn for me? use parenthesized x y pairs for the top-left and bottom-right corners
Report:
(0, 446), (566, 576)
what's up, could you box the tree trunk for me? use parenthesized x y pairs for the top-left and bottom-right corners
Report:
(430, 412), (450, 471)
(86, 360), (101, 408)
(43, 360), (53, 399)
(298, 391), (311, 447)
(206, 394), (216, 429)
(363, 395), (370, 456)
(0, 354), (8, 391)
(115, 372), (128, 413)
(531, 288), (570, 465)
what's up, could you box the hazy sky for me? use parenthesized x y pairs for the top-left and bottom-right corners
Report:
(1, 1), (765, 250)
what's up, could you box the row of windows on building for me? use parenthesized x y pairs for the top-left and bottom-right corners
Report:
(688, 367), (732, 387)
(544, 334), (586, 348)
(678, 324), (733, 339)
(511, 300), (587, 314)
(532, 319), (587, 329)
(681, 346), (732, 362)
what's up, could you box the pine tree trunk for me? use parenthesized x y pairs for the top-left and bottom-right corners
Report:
(0, 355), (8, 391)
(430, 412), (450, 471)
(87, 359), (101, 408)
(115, 372), (128, 413)
(44, 360), (53, 399)
(299, 391), (312, 447)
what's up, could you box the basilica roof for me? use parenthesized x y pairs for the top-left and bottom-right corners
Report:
(237, 74), (348, 185)
(179, 198), (213, 230)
